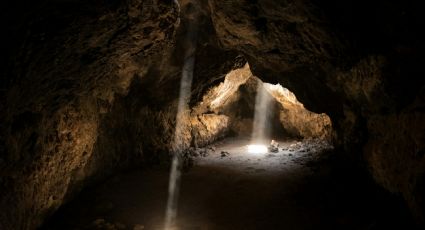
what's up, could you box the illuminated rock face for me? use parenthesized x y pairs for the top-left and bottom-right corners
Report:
(194, 64), (332, 140)
(0, 0), (424, 229)
(207, 0), (425, 224)
(264, 83), (332, 140)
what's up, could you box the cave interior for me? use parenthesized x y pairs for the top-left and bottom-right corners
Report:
(0, 0), (425, 230)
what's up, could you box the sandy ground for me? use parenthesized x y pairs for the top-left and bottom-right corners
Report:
(42, 137), (417, 230)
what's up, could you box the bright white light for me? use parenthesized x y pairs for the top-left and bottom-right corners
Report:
(247, 144), (268, 154)
(251, 83), (273, 143)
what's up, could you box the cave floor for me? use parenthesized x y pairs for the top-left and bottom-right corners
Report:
(42, 137), (415, 230)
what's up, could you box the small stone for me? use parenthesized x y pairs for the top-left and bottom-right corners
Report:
(202, 150), (209, 157)
(268, 140), (279, 152)
(220, 151), (229, 157)
(191, 149), (199, 157)
(200, 148), (208, 155)
(288, 153), (293, 156)
(268, 146), (278, 153)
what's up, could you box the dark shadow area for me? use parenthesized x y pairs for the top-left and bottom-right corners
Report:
(41, 138), (418, 230)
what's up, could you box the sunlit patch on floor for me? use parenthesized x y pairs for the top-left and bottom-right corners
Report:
(246, 144), (268, 154)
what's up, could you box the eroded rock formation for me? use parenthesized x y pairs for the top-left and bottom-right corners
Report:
(208, 0), (425, 224)
(0, 1), (181, 229)
(0, 0), (424, 229)
(265, 82), (332, 140)
(193, 63), (331, 140)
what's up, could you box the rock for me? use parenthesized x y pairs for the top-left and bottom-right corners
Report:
(199, 148), (208, 157)
(191, 148), (200, 157)
(268, 146), (279, 153)
(271, 140), (279, 147)
(201, 150), (210, 157)
(220, 151), (229, 157)
(1, 0), (425, 227)
(268, 140), (279, 153)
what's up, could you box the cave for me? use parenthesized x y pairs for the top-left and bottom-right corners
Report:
(1, 0), (424, 230)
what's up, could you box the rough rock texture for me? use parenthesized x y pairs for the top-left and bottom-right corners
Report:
(265, 83), (332, 140)
(193, 64), (331, 140)
(190, 114), (229, 147)
(0, 1), (180, 229)
(192, 64), (256, 136)
(365, 112), (425, 222)
(208, 0), (425, 224)
(0, 0), (424, 229)
(0, 1), (246, 228)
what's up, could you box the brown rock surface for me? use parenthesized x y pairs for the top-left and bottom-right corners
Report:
(0, 1), (180, 229)
(207, 0), (425, 224)
(0, 0), (424, 229)
(193, 64), (331, 140)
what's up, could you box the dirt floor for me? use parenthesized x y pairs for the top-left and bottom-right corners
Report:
(42, 137), (418, 230)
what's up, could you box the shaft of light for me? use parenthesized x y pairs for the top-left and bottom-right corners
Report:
(251, 82), (273, 143)
(164, 55), (196, 230)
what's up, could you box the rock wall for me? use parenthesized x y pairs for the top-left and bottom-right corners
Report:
(0, 1), (245, 228)
(193, 64), (331, 140)
(264, 83), (332, 140)
(0, 0), (424, 228)
(208, 0), (425, 224)
(0, 1), (180, 229)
